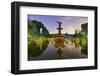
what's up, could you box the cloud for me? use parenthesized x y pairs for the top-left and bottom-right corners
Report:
(59, 16), (88, 34)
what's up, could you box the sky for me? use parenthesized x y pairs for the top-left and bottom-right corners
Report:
(28, 15), (88, 34)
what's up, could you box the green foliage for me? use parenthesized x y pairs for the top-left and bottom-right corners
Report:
(74, 23), (88, 38)
(80, 38), (88, 49)
(28, 19), (50, 37)
(35, 37), (49, 47)
(73, 37), (87, 49)
(81, 23), (88, 34)
(64, 38), (68, 43)
(74, 30), (79, 37)
(28, 36), (49, 58)
(28, 19), (50, 59)
(74, 38), (80, 45)
(47, 38), (55, 45)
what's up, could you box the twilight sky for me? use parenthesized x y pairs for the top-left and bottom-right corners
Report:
(28, 15), (88, 34)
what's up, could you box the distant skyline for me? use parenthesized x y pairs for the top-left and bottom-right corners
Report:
(28, 15), (88, 34)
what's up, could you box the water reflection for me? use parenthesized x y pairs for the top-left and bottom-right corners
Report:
(81, 48), (88, 55)
(57, 48), (63, 59)
(28, 39), (49, 59)
(74, 41), (88, 55)
(28, 40), (88, 60)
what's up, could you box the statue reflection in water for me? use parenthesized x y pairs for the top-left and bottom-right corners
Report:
(57, 48), (63, 59)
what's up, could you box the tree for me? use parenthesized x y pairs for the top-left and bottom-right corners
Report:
(81, 23), (88, 35)
(28, 19), (50, 37)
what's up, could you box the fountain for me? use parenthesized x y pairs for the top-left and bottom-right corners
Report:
(54, 21), (65, 48)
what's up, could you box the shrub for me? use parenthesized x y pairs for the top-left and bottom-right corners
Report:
(80, 38), (88, 49)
